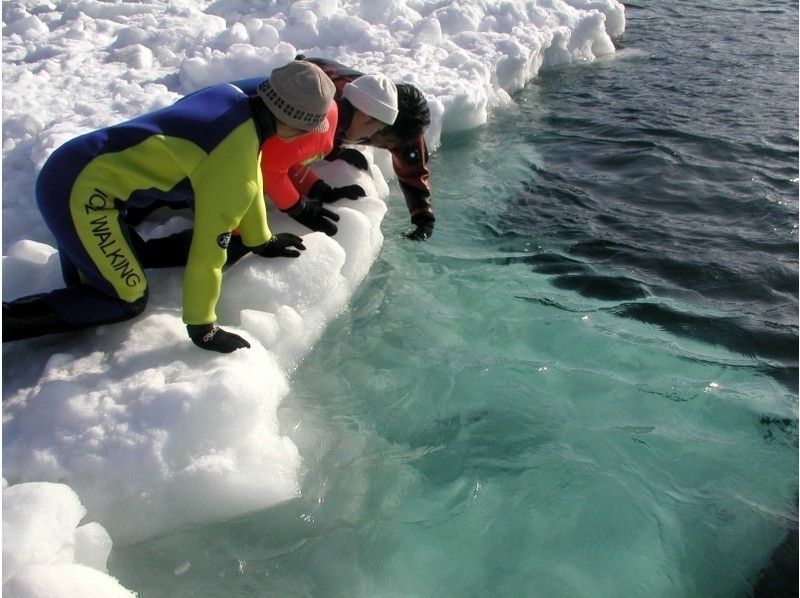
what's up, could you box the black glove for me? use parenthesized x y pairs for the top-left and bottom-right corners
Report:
(404, 212), (435, 241)
(187, 324), (250, 353)
(308, 180), (366, 203)
(285, 198), (340, 236)
(249, 233), (306, 258)
(325, 148), (369, 171)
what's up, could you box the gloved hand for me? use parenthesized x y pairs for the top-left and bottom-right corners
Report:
(285, 198), (340, 236)
(325, 148), (369, 171)
(308, 180), (366, 203)
(249, 233), (306, 258)
(187, 324), (250, 353)
(404, 212), (435, 241)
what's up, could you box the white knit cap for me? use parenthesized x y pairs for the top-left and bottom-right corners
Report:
(342, 74), (399, 125)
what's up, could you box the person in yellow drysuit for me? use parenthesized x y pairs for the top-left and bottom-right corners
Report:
(3, 61), (335, 353)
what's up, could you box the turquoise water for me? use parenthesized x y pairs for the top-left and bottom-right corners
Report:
(112, 2), (797, 596)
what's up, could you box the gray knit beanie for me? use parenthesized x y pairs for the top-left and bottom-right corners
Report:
(257, 61), (335, 132)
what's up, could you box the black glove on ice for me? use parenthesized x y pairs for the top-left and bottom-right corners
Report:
(308, 180), (366, 203)
(187, 324), (250, 353)
(325, 148), (369, 171)
(404, 212), (435, 241)
(285, 198), (340, 236)
(250, 233), (306, 258)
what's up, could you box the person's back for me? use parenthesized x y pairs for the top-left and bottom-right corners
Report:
(32, 83), (266, 328)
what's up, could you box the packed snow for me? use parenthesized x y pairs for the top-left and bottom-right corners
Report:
(2, 0), (624, 594)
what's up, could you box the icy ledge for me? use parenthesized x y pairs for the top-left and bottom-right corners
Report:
(2, 159), (388, 545)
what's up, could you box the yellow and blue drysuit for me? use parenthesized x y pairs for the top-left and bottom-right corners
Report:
(34, 83), (270, 327)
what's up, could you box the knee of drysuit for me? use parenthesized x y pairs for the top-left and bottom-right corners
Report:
(122, 289), (149, 318)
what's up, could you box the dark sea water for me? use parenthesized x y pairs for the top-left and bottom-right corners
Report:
(501, 0), (799, 392)
(112, 2), (798, 596)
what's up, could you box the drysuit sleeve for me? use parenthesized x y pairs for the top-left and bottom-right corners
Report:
(391, 135), (433, 219)
(261, 146), (301, 210)
(288, 163), (321, 197)
(236, 164), (272, 247)
(263, 103), (338, 208)
(183, 122), (269, 324)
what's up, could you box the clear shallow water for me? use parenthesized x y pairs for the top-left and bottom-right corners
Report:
(112, 1), (798, 596)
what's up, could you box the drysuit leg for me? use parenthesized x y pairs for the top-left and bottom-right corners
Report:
(3, 288), (148, 341)
(4, 149), (151, 342)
